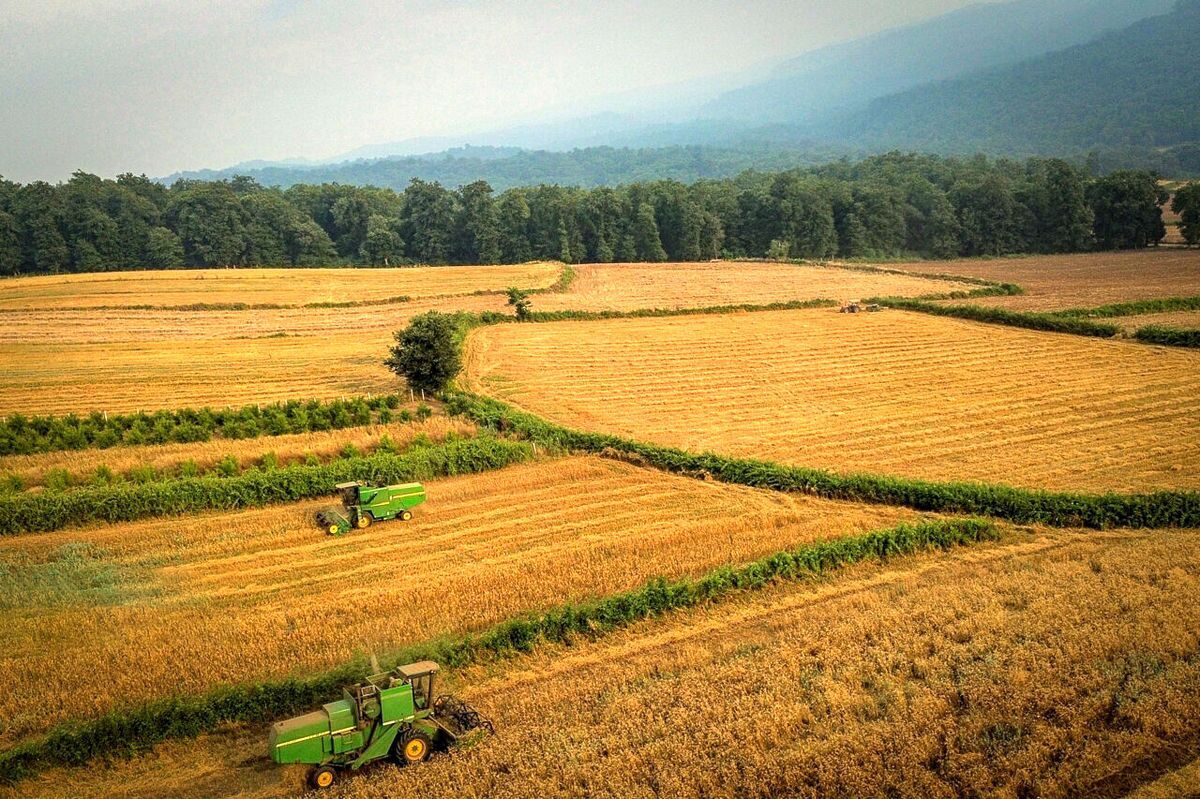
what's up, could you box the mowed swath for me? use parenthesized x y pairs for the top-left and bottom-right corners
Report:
(466, 308), (1200, 492)
(12, 528), (1199, 799)
(0, 456), (922, 740)
(0, 263), (560, 310)
(533, 261), (963, 312)
(892, 249), (1200, 311)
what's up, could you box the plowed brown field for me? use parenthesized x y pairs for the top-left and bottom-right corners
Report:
(0, 456), (921, 741)
(9, 527), (1198, 799)
(466, 308), (1200, 492)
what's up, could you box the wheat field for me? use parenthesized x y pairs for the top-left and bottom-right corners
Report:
(466, 308), (1200, 492)
(890, 249), (1200, 311)
(0, 263), (560, 310)
(0, 456), (923, 741)
(533, 261), (962, 312)
(9, 527), (1197, 799)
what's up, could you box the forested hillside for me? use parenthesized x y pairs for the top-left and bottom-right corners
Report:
(0, 154), (1169, 275)
(840, 0), (1200, 156)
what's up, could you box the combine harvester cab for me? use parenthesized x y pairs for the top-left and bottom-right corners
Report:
(316, 480), (426, 535)
(269, 661), (494, 790)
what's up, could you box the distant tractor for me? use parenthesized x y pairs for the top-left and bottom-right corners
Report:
(840, 299), (883, 313)
(269, 661), (494, 790)
(316, 481), (426, 535)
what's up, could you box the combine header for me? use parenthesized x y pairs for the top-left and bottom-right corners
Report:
(317, 481), (426, 535)
(269, 661), (494, 790)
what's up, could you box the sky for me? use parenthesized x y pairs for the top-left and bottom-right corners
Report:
(0, 0), (980, 182)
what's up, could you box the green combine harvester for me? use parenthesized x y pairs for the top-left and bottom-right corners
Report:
(269, 661), (494, 790)
(316, 481), (426, 535)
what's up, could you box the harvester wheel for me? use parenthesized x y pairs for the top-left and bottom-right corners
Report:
(308, 765), (337, 790)
(356, 514), (371, 529)
(398, 731), (432, 764)
(399, 509), (413, 522)
(327, 524), (340, 535)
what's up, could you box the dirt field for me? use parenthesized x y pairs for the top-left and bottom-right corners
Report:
(890, 249), (1200, 311)
(0, 263), (560, 310)
(533, 261), (962, 312)
(466, 308), (1200, 492)
(0, 456), (922, 741)
(8, 527), (1197, 799)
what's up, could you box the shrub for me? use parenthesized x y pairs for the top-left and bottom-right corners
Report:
(384, 312), (463, 394)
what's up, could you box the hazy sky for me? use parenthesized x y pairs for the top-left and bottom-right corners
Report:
(1, 0), (980, 182)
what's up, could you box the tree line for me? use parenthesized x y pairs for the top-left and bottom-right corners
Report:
(0, 153), (1174, 276)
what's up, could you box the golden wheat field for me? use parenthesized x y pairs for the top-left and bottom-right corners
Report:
(0, 263), (560, 310)
(8, 527), (1198, 799)
(466, 308), (1200, 492)
(533, 261), (962, 312)
(0, 414), (471, 489)
(891, 249), (1200, 311)
(0, 455), (924, 741)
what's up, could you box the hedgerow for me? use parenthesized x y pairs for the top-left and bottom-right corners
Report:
(1054, 295), (1200, 318)
(0, 395), (403, 456)
(876, 298), (1122, 338)
(1134, 325), (1200, 348)
(0, 435), (532, 535)
(0, 517), (994, 783)
(445, 391), (1200, 530)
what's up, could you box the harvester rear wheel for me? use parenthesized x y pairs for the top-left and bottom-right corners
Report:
(308, 765), (337, 790)
(356, 514), (371, 529)
(399, 731), (432, 764)
(399, 510), (413, 522)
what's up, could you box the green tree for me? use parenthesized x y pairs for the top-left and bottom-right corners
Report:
(506, 286), (531, 319)
(359, 214), (405, 265)
(1172, 183), (1200, 246)
(1088, 171), (1166, 249)
(632, 203), (667, 261)
(0, 210), (21, 275)
(383, 312), (462, 394)
(497, 190), (533, 263)
(456, 181), (501, 264)
(400, 179), (457, 262)
(145, 227), (185, 269)
(1024, 159), (1094, 253)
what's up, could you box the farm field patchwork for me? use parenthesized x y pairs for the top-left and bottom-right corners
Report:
(8, 527), (1198, 799)
(0, 263), (560, 310)
(891, 249), (1200, 311)
(533, 260), (963, 312)
(465, 307), (1200, 492)
(0, 455), (924, 741)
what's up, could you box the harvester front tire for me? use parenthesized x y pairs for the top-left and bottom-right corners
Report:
(399, 510), (413, 522)
(356, 514), (371, 529)
(399, 731), (432, 764)
(327, 524), (340, 536)
(308, 766), (337, 790)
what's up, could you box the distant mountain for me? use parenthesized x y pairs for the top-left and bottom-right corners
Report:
(163, 143), (854, 192)
(836, 0), (1200, 155)
(701, 0), (1175, 125)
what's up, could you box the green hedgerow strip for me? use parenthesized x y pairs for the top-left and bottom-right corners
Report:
(1053, 295), (1200, 319)
(1134, 325), (1200, 348)
(876, 298), (1122, 338)
(0, 394), (407, 457)
(0, 517), (995, 783)
(446, 391), (1200, 530)
(0, 436), (533, 535)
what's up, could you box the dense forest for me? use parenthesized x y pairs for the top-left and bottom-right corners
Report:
(0, 154), (1171, 275)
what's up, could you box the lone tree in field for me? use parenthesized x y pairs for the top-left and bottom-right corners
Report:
(506, 286), (531, 320)
(384, 312), (462, 394)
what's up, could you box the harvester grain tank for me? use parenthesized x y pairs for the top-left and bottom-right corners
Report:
(268, 661), (494, 790)
(316, 481), (426, 535)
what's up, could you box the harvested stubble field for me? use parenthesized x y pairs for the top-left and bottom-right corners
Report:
(0, 263), (560, 310)
(0, 414), (472, 490)
(1109, 309), (1200, 333)
(8, 526), (1198, 799)
(892, 249), (1200, 311)
(466, 308), (1200, 493)
(532, 261), (962, 312)
(0, 455), (923, 742)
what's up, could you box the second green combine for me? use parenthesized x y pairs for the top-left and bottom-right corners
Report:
(317, 481), (426, 535)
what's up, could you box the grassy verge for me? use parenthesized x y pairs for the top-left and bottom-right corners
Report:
(874, 298), (1123, 338)
(446, 391), (1200, 530)
(1134, 325), (1200, 348)
(0, 435), (533, 535)
(1054, 295), (1200, 319)
(0, 517), (995, 783)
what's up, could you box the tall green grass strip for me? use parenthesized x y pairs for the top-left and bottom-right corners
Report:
(1053, 295), (1200, 319)
(0, 517), (995, 783)
(876, 298), (1122, 337)
(446, 392), (1200, 530)
(1134, 325), (1200, 348)
(0, 436), (532, 535)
